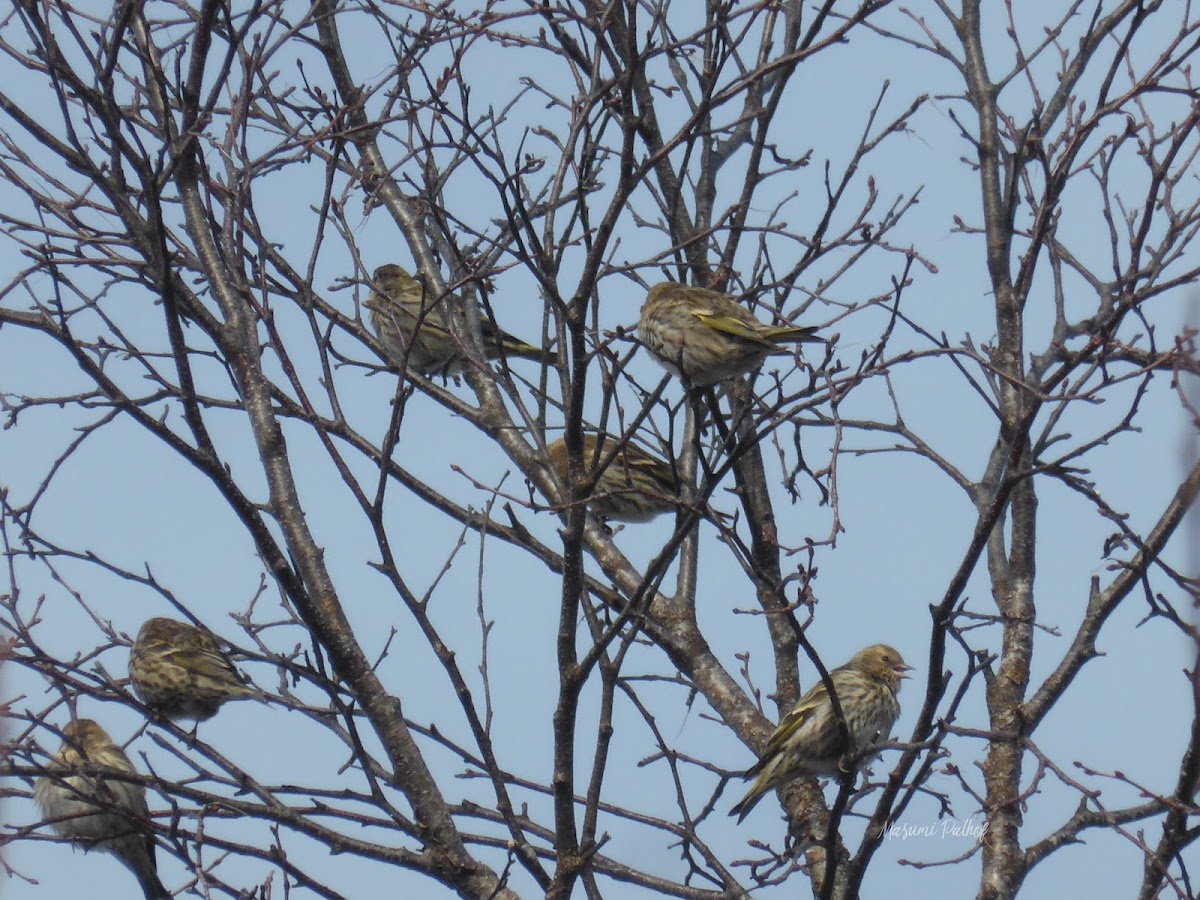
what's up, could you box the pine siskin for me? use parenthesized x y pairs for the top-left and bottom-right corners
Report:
(547, 433), (680, 523)
(34, 719), (169, 900)
(129, 617), (258, 723)
(730, 644), (912, 823)
(365, 263), (554, 376)
(638, 282), (822, 386)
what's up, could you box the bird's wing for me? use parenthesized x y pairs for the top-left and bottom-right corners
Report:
(692, 310), (778, 348)
(480, 318), (541, 354)
(162, 645), (240, 682)
(622, 447), (677, 492)
(749, 683), (829, 775)
(93, 750), (151, 817)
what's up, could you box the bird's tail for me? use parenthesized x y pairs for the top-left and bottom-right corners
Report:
(728, 778), (769, 824)
(769, 324), (823, 345)
(500, 339), (558, 366)
(126, 843), (171, 899)
(234, 683), (267, 703)
(140, 872), (172, 900)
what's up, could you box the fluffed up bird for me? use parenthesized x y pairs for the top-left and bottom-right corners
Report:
(548, 433), (681, 523)
(129, 617), (259, 723)
(365, 263), (554, 376)
(730, 644), (912, 823)
(638, 281), (822, 386)
(34, 719), (169, 899)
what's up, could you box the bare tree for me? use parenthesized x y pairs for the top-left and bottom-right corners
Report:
(1, 2), (1197, 898)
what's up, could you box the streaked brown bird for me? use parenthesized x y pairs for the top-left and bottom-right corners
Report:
(365, 263), (553, 376)
(129, 617), (258, 723)
(548, 433), (680, 523)
(34, 719), (169, 899)
(638, 282), (822, 386)
(730, 644), (912, 823)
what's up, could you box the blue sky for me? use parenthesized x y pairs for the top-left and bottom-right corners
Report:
(1, 2), (1197, 898)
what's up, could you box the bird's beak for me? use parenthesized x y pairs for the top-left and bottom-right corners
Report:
(896, 663), (915, 678)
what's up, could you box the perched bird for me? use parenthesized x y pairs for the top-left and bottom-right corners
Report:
(365, 263), (553, 376)
(730, 644), (912, 823)
(129, 617), (258, 723)
(548, 433), (680, 523)
(638, 282), (822, 386)
(34, 719), (169, 899)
